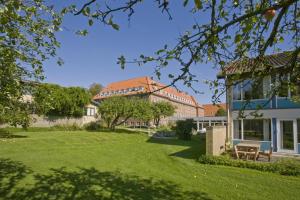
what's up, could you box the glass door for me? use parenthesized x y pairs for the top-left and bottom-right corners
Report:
(278, 120), (296, 152)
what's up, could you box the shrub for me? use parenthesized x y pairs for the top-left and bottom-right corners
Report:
(84, 121), (102, 131)
(198, 155), (300, 176)
(174, 119), (195, 140)
(51, 123), (82, 131)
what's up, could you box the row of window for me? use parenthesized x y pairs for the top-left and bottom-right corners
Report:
(233, 119), (300, 143)
(152, 87), (193, 104)
(100, 87), (144, 97)
(233, 75), (300, 101)
(100, 85), (194, 105)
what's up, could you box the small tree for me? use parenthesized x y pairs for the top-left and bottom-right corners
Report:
(98, 96), (152, 130)
(215, 107), (226, 117)
(88, 83), (103, 97)
(152, 101), (176, 127)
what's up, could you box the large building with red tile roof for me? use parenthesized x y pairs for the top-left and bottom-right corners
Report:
(203, 103), (226, 117)
(93, 76), (204, 126)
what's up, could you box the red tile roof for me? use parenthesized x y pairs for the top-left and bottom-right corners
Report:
(93, 76), (202, 108)
(203, 103), (226, 117)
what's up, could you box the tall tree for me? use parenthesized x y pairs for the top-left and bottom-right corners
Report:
(88, 83), (103, 97)
(152, 101), (176, 127)
(1, 0), (63, 127)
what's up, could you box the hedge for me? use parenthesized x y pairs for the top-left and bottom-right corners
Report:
(198, 155), (300, 176)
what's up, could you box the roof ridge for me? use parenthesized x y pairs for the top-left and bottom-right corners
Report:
(109, 76), (149, 83)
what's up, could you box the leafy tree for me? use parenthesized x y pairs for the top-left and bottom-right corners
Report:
(3, 0), (299, 127)
(33, 84), (91, 118)
(98, 96), (152, 130)
(88, 83), (103, 97)
(73, 0), (299, 104)
(1, 0), (63, 127)
(215, 107), (227, 117)
(152, 101), (176, 127)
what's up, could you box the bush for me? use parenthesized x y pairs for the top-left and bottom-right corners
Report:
(84, 121), (102, 131)
(157, 125), (172, 132)
(174, 119), (195, 140)
(51, 123), (82, 131)
(198, 155), (300, 176)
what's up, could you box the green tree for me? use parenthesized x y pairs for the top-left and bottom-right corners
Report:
(33, 83), (91, 118)
(1, 0), (63, 127)
(3, 0), (299, 127)
(215, 107), (226, 117)
(98, 96), (152, 130)
(152, 101), (176, 127)
(88, 83), (103, 97)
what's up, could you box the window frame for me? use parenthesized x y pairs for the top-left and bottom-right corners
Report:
(232, 78), (266, 101)
(233, 118), (272, 142)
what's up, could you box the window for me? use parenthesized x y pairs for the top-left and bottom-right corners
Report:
(233, 119), (271, 141)
(291, 82), (300, 98)
(233, 79), (264, 100)
(298, 119), (300, 143)
(86, 108), (96, 116)
(278, 74), (289, 97)
(233, 82), (242, 100)
(243, 80), (264, 100)
(233, 120), (241, 139)
(243, 119), (270, 141)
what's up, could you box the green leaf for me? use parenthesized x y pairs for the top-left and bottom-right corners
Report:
(279, 36), (284, 43)
(111, 23), (120, 31)
(88, 19), (93, 26)
(234, 34), (242, 43)
(194, 0), (202, 9)
(183, 0), (189, 7)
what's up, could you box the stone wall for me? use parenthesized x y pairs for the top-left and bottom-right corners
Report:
(1, 115), (97, 128)
(29, 115), (97, 127)
(206, 126), (226, 156)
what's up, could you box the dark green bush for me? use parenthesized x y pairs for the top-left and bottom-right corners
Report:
(174, 119), (195, 140)
(84, 121), (102, 131)
(198, 155), (300, 176)
(51, 124), (82, 131)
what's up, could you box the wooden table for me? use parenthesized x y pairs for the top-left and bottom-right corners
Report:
(234, 142), (260, 161)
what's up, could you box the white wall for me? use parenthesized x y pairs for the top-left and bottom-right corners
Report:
(232, 109), (300, 119)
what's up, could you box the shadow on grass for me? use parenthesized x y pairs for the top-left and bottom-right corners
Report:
(0, 130), (28, 139)
(0, 159), (211, 200)
(0, 158), (32, 198)
(147, 135), (206, 160)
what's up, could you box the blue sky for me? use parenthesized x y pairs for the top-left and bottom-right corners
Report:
(43, 1), (223, 104)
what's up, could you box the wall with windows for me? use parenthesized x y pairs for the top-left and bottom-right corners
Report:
(231, 75), (300, 110)
(149, 94), (201, 120)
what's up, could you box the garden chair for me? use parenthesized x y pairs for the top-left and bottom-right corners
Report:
(257, 146), (272, 162)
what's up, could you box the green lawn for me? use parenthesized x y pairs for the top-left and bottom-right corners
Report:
(0, 130), (300, 200)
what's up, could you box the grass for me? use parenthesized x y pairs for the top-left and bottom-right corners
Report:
(0, 130), (300, 200)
